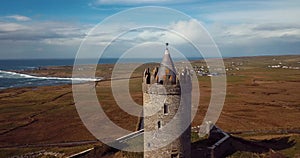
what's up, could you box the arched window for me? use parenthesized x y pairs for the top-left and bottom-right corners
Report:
(158, 121), (161, 129)
(164, 104), (169, 114)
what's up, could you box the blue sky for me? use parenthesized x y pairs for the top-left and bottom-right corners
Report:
(0, 0), (299, 59)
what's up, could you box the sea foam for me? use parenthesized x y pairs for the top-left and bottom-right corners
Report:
(0, 70), (102, 82)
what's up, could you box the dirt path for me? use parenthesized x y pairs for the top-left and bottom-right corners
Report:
(0, 140), (99, 148)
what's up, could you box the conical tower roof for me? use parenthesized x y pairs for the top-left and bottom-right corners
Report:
(157, 43), (177, 84)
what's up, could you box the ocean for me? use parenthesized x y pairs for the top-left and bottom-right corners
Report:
(0, 58), (201, 90)
(0, 59), (77, 90)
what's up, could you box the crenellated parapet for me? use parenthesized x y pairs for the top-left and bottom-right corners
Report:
(143, 67), (179, 85)
(142, 66), (192, 95)
(143, 66), (192, 84)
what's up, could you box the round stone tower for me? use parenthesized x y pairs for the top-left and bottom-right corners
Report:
(143, 43), (191, 158)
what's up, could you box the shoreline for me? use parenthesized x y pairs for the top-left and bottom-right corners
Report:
(0, 54), (299, 91)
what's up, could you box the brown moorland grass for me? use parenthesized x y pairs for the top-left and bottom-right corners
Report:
(0, 55), (299, 157)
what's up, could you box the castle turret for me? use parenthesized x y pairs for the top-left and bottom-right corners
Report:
(156, 43), (177, 85)
(143, 43), (191, 158)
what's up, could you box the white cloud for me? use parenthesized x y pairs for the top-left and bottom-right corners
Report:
(136, 30), (164, 41)
(133, 19), (210, 46)
(0, 22), (29, 32)
(167, 19), (207, 43)
(205, 8), (300, 24)
(188, 0), (300, 52)
(0, 21), (91, 47)
(209, 22), (300, 46)
(131, 18), (300, 56)
(6, 15), (31, 21)
(1, 4), (300, 59)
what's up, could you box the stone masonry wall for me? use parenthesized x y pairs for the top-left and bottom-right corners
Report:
(143, 83), (191, 158)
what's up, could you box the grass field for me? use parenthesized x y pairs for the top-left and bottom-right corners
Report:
(0, 55), (299, 157)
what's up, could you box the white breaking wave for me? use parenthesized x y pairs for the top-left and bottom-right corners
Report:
(0, 70), (102, 82)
